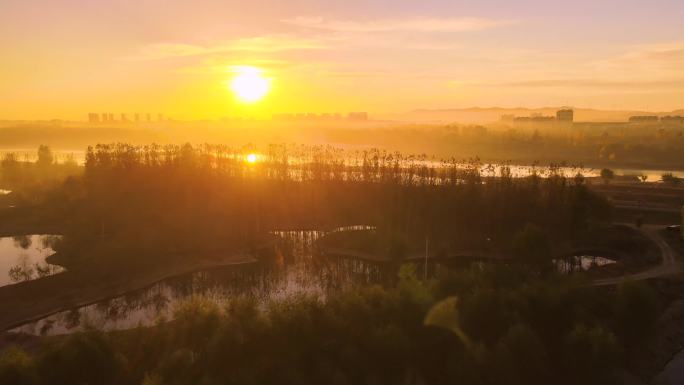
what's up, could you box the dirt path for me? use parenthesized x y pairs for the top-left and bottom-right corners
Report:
(592, 224), (681, 287)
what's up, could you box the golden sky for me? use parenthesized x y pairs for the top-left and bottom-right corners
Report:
(1, 0), (684, 120)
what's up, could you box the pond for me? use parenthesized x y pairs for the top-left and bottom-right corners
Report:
(10, 229), (393, 336)
(555, 255), (616, 274)
(0, 235), (63, 287)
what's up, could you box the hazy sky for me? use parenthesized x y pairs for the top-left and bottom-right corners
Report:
(2, 0), (684, 119)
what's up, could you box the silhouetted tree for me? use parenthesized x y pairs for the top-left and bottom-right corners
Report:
(36, 145), (54, 168)
(613, 281), (659, 349)
(600, 168), (614, 184)
(563, 324), (620, 385)
(661, 173), (681, 186)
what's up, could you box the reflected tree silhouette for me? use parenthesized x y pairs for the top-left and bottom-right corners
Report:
(12, 235), (31, 250)
(12, 228), (398, 335)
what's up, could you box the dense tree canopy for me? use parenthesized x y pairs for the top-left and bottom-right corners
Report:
(0, 266), (659, 385)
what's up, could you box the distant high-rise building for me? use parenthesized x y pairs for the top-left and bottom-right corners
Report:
(101, 113), (108, 122)
(121, 113), (128, 122)
(158, 113), (164, 122)
(134, 113), (140, 122)
(88, 113), (100, 123)
(556, 109), (574, 122)
(146, 113), (151, 122)
(108, 113), (115, 122)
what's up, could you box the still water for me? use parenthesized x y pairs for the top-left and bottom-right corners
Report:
(555, 255), (616, 274)
(8, 229), (619, 336)
(11, 229), (391, 336)
(0, 235), (62, 287)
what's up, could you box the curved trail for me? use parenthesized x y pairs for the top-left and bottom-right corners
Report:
(592, 224), (681, 287)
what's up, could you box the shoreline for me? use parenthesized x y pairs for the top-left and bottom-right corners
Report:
(0, 251), (260, 332)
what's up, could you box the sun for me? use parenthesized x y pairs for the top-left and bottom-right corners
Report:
(245, 153), (258, 163)
(229, 66), (270, 103)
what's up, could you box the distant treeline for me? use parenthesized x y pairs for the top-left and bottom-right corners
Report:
(1, 121), (683, 169)
(327, 123), (684, 168)
(0, 146), (80, 208)
(46, 143), (610, 268)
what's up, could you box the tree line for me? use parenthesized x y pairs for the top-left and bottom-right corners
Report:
(42, 143), (611, 269)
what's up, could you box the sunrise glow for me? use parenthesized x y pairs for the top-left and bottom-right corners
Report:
(229, 66), (270, 103)
(2, 2), (684, 383)
(245, 153), (258, 163)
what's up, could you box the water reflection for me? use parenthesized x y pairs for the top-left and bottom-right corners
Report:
(555, 255), (616, 274)
(0, 235), (62, 287)
(8, 230), (625, 335)
(12, 229), (391, 336)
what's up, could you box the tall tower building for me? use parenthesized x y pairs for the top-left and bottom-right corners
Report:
(556, 109), (574, 123)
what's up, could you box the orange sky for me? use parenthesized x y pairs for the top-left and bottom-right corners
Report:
(1, 0), (684, 120)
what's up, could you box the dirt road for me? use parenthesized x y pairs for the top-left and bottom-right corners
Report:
(592, 224), (681, 287)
